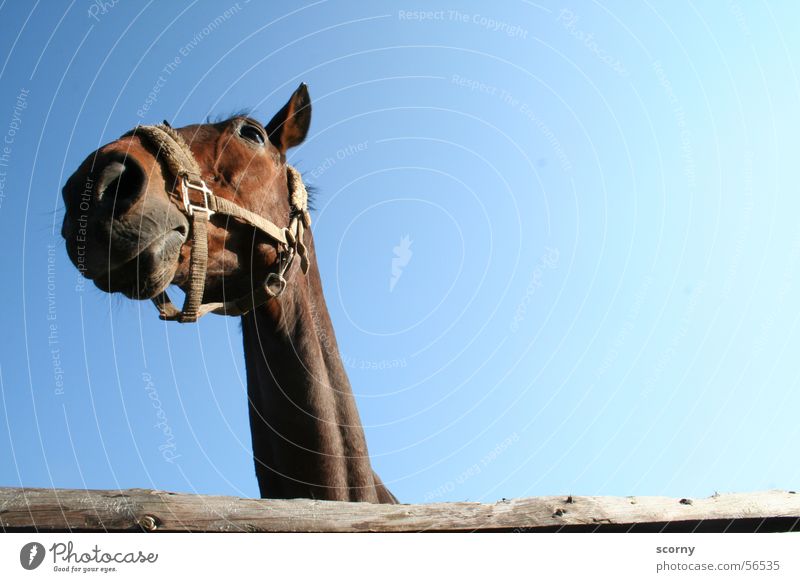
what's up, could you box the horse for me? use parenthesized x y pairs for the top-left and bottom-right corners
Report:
(60, 83), (397, 503)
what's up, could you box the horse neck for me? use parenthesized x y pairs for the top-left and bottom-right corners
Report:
(240, 245), (391, 502)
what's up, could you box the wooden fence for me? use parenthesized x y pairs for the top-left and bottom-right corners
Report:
(0, 488), (797, 533)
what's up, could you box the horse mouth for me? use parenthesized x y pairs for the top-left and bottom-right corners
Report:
(92, 227), (187, 299)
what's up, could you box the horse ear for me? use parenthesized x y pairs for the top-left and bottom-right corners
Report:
(266, 83), (311, 153)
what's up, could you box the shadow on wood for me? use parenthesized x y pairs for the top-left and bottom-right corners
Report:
(0, 488), (797, 533)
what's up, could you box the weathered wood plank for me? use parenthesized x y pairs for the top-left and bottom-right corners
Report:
(0, 488), (797, 532)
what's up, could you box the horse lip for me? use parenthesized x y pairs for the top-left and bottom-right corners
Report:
(91, 227), (187, 295)
(173, 222), (188, 238)
(104, 222), (188, 269)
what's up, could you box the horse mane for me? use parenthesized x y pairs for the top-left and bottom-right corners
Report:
(206, 109), (253, 123)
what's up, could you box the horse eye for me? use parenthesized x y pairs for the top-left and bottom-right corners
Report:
(239, 123), (265, 145)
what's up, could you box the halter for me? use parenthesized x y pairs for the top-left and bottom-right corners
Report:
(121, 123), (311, 323)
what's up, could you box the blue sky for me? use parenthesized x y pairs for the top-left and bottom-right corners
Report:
(0, 1), (798, 504)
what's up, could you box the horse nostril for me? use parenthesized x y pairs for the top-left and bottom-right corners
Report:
(96, 158), (146, 211)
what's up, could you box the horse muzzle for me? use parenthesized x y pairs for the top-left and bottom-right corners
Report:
(61, 151), (190, 298)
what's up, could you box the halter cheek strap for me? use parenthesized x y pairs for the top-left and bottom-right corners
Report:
(122, 123), (311, 323)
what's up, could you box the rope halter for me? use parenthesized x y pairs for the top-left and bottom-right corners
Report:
(121, 123), (311, 323)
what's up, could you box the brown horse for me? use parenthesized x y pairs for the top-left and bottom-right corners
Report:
(60, 84), (397, 503)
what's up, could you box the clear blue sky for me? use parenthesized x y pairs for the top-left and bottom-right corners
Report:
(0, 1), (798, 503)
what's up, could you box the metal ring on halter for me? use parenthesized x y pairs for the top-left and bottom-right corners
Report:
(265, 272), (288, 297)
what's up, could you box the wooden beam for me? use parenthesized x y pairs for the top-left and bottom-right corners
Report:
(0, 488), (798, 533)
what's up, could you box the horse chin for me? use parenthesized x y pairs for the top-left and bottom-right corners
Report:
(93, 229), (185, 300)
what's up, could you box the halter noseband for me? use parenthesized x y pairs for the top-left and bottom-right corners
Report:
(122, 123), (311, 323)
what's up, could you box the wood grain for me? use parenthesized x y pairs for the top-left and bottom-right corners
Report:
(0, 488), (797, 532)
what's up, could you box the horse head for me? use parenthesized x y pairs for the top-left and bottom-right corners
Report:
(61, 84), (312, 320)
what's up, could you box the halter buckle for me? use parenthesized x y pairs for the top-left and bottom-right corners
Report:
(265, 272), (287, 297)
(181, 176), (215, 216)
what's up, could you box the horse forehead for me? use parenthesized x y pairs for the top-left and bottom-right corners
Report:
(171, 122), (236, 171)
(174, 121), (268, 167)
(175, 123), (223, 150)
